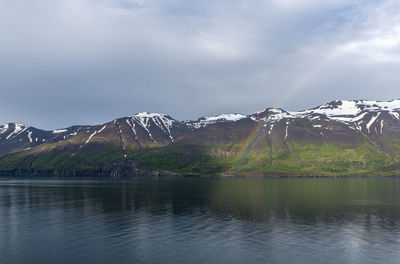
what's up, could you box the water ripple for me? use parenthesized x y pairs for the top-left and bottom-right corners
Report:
(1, 178), (400, 264)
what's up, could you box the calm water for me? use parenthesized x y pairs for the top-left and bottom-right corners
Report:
(1, 178), (400, 264)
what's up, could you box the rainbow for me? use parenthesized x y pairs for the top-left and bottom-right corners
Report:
(230, 120), (266, 172)
(230, 50), (343, 172)
(272, 50), (342, 109)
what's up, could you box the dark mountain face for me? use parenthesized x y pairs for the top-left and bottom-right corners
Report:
(1, 100), (400, 177)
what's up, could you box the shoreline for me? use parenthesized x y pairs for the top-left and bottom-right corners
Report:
(0, 168), (400, 179)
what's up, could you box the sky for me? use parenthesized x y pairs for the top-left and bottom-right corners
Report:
(1, 0), (400, 129)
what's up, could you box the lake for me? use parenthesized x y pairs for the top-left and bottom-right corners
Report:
(1, 177), (400, 264)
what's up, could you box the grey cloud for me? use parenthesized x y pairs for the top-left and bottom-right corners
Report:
(1, 0), (400, 129)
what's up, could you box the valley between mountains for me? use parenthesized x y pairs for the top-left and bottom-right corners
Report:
(1, 100), (400, 177)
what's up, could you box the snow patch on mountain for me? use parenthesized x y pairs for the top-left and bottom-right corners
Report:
(263, 109), (294, 123)
(5, 124), (26, 140)
(390, 111), (400, 120)
(131, 114), (155, 141)
(131, 113), (177, 142)
(27, 131), (33, 143)
(126, 119), (138, 140)
(284, 121), (289, 140)
(191, 114), (247, 128)
(85, 125), (107, 144)
(0, 124), (9, 134)
(205, 114), (246, 122)
(366, 113), (381, 133)
(135, 112), (164, 118)
(52, 129), (68, 134)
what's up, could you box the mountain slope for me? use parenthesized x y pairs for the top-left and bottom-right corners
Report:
(1, 100), (400, 177)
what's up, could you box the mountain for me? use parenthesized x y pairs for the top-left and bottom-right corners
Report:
(1, 100), (400, 177)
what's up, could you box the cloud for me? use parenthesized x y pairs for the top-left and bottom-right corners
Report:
(0, 0), (400, 129)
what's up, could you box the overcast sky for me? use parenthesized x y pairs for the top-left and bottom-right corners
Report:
(1, 0), (400, 129)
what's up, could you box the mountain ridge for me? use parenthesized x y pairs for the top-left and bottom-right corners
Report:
(3, 99), (400, 134)
(1, 99), (400, 177)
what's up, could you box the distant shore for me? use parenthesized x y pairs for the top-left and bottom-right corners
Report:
(0, 168), (399, 179)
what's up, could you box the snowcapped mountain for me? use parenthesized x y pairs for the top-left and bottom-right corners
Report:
(127, 112), (189, 142)
(0, 112), (188, 154)
(1, 99), (400, 177)
(0, 123), (50, 154)
(255, 100), (400, 139)
(0, 123), (27, 141)
(263, 99), (400, 123)
(2, 100), (400, 148)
